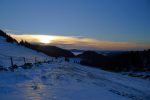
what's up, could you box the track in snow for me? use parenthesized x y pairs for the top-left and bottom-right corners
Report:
(0, 62), (150, 100)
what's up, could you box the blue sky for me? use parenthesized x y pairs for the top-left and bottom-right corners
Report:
(0, 0), (150, 50)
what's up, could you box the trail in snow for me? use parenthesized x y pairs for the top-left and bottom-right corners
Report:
(0, 62), (150, 100)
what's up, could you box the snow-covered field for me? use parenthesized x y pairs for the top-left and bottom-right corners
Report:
(0, 36), (51, 67)
(0, 62), (150, 100)
(1, 35), (150, 100)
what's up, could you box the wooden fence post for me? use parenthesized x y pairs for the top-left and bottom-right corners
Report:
(23, 57), (26, 64)
(45, 58), (47, 62)
(35, 57), (37, 63)
(10, 57), (13, 66)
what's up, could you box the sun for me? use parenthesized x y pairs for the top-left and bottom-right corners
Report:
(39, 35), (53, 44)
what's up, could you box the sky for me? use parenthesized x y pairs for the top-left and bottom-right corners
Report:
(0, 0), (150, 50)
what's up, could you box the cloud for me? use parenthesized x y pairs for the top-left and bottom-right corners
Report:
(9, 34), (150, 50)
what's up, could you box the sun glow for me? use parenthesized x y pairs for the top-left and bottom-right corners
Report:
(38, 35), (54, 44)
(10, 34), (150, 50)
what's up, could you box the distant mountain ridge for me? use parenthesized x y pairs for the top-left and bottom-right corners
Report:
(0, 29), (74, 57)
(78, 50), (150, 72)
(20, 42), (75, 57)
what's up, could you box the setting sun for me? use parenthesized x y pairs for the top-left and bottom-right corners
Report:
(39, 35), (54, 44)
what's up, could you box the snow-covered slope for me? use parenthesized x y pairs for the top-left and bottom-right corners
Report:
(0, 62), (150, 100)
(0, 36), (50, 67)
(1, 35), (150, 100)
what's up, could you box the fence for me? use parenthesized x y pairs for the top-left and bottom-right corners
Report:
(0, 53), (81, 70)
(0, 53), (51, 68)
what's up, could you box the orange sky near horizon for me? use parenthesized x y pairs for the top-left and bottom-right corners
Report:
(10, 34), (150, 51)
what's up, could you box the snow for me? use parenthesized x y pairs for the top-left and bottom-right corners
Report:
(0, 62), (150, 100)
(69, 58), (81, 63)
(0, 36), (51, 67)
(0, 36), (150, 100)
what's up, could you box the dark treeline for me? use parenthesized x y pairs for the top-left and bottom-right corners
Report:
(20, 40), (74, 57)
(0, 29), (74, 57)
(1, 29), (150, 72)
(0, 30), (18, 43)
(78, 50), (150, 72)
